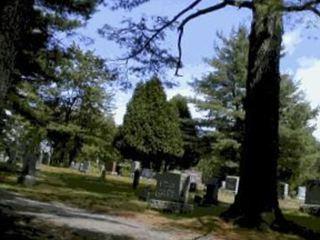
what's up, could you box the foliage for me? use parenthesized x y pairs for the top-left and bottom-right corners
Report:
(115, 77), (184, 171)
(193, 27), (320, 186)
(169, 95), (200, 169)
(43, 45), (117, 166)
(192, 27), (248, 179)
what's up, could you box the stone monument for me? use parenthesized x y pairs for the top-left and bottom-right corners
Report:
(301, 180), (320, 216)
(225, 176), (239, 194)
(203, 178), (220, 205)
(149, 172), (193, 213)
(297, 186), (306, 202)
(278, 182), (289, 199)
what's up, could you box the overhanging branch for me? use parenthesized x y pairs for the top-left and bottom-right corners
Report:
(282, 0), (320, 17)
(175, 0), (252, 75)
(124, 0), (203, 60)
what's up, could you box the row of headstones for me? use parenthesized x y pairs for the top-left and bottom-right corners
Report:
(70, 161), (91, 173)
(150, 173), (320, 209)
(221, 176), (320, 206)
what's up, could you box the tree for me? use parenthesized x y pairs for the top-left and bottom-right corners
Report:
(192, 27), (248, 177)
(192, 28), (320, 189)
(0, 0), (103, 181)
(116, 77), (184, 171)
(44, 45), (115, 167)
(169, 95), (200, 169)
(104, 0), (320, 225)
(278, 75), (320, 188)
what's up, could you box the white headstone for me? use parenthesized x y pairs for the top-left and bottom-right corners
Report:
(278, 182), (289, 199)
(297, 186), (306, 202)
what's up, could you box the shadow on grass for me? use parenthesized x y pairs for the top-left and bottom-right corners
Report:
(0, 167), (148, 213)
(0, 206), (134, 240)
(272, 213), (320, 240)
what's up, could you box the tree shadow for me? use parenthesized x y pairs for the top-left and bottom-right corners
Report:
(272, 215), (320, 240)
(0, 205), (134, 240)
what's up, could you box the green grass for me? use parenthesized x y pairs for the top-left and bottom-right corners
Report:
(1, 165), (320, 240)
(0, 165), (153, 214)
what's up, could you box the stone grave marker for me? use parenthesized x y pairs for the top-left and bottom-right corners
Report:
(278, 182), (289, 199)
(297, 186), (306, 202)
(79, 161), (90, 173)
(141, 168), (155, 179)
(225, 176), (239, 194)
(203, 178), (220, 205)
(184, 170), (203, 192)
(301, 180), (320, 216)
(131, 161), (141, 172)
(305, 180), (320, 205)
(149, 172), (193, 213)
(105, 161), (117, 175)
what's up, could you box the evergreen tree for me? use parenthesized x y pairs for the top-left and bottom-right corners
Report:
(44, 45), (116, 166)
(192, 27), (320, 188)
(169, 95), (200, 169)
(192, 27), (248, 178)
(116, 77), (183, 171)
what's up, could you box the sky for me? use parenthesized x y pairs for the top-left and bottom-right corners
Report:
(71, 0), (320, 139)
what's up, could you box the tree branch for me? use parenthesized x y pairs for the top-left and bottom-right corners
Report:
(125, 0), (203, 60)
(282, 0), (320, 17)
(175, 0), (252, 75)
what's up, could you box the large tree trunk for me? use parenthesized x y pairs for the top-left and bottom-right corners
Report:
(224, 0), (283, 226)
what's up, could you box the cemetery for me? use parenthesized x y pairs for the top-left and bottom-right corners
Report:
(2, 0), (320, 239)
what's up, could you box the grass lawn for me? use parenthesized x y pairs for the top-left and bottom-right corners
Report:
(1, 165), (320, 240)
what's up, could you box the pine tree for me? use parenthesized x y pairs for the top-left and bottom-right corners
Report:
(192, 27), (320, 188)
(116, 77), (184, 171)
(169, 95), (200, 169)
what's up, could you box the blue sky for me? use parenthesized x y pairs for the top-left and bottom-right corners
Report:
(71, 0), (320, 139)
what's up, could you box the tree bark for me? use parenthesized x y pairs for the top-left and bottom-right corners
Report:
(224, 0), (284, 225)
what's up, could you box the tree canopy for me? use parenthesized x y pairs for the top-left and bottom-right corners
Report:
(115, 77), (184, 171)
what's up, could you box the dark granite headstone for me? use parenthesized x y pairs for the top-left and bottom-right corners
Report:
(225, 176), (239, 193)
(305, 180), (320, 205)
(203, 178), (220, 205)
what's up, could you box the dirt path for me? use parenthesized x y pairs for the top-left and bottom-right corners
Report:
(0, 190), (214, 240)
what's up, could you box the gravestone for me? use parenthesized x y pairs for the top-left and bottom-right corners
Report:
(305, 180), (320, 205)
(203, 178), (220, 205)
(141, 168), (155, 179)
(301, 180), (320, 216)
(221, 181), (226, 189)
(184, 170), (203, 191)
(278, 182), (289, 199)
(105, 161), (117, 175)
(79, 161), (90, 173)
(132, 161), (141, 172)
(149, 172), (193, 213)
(225, 176), (239, 194)
(297, 186), (306, 202)
(132, 169), (140, 189)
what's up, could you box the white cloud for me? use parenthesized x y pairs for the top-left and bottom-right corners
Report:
(283, 29), (302, 55)
(295, 57), (320, 139)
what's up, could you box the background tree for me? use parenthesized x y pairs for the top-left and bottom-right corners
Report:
(193, 27), (320, 189)
(169, 95), (200, 169)
(115, 77), (184, 171)
(192, 27), (248, 178)
(0, 0), (103, 180)
(44, 45), (116, 166)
